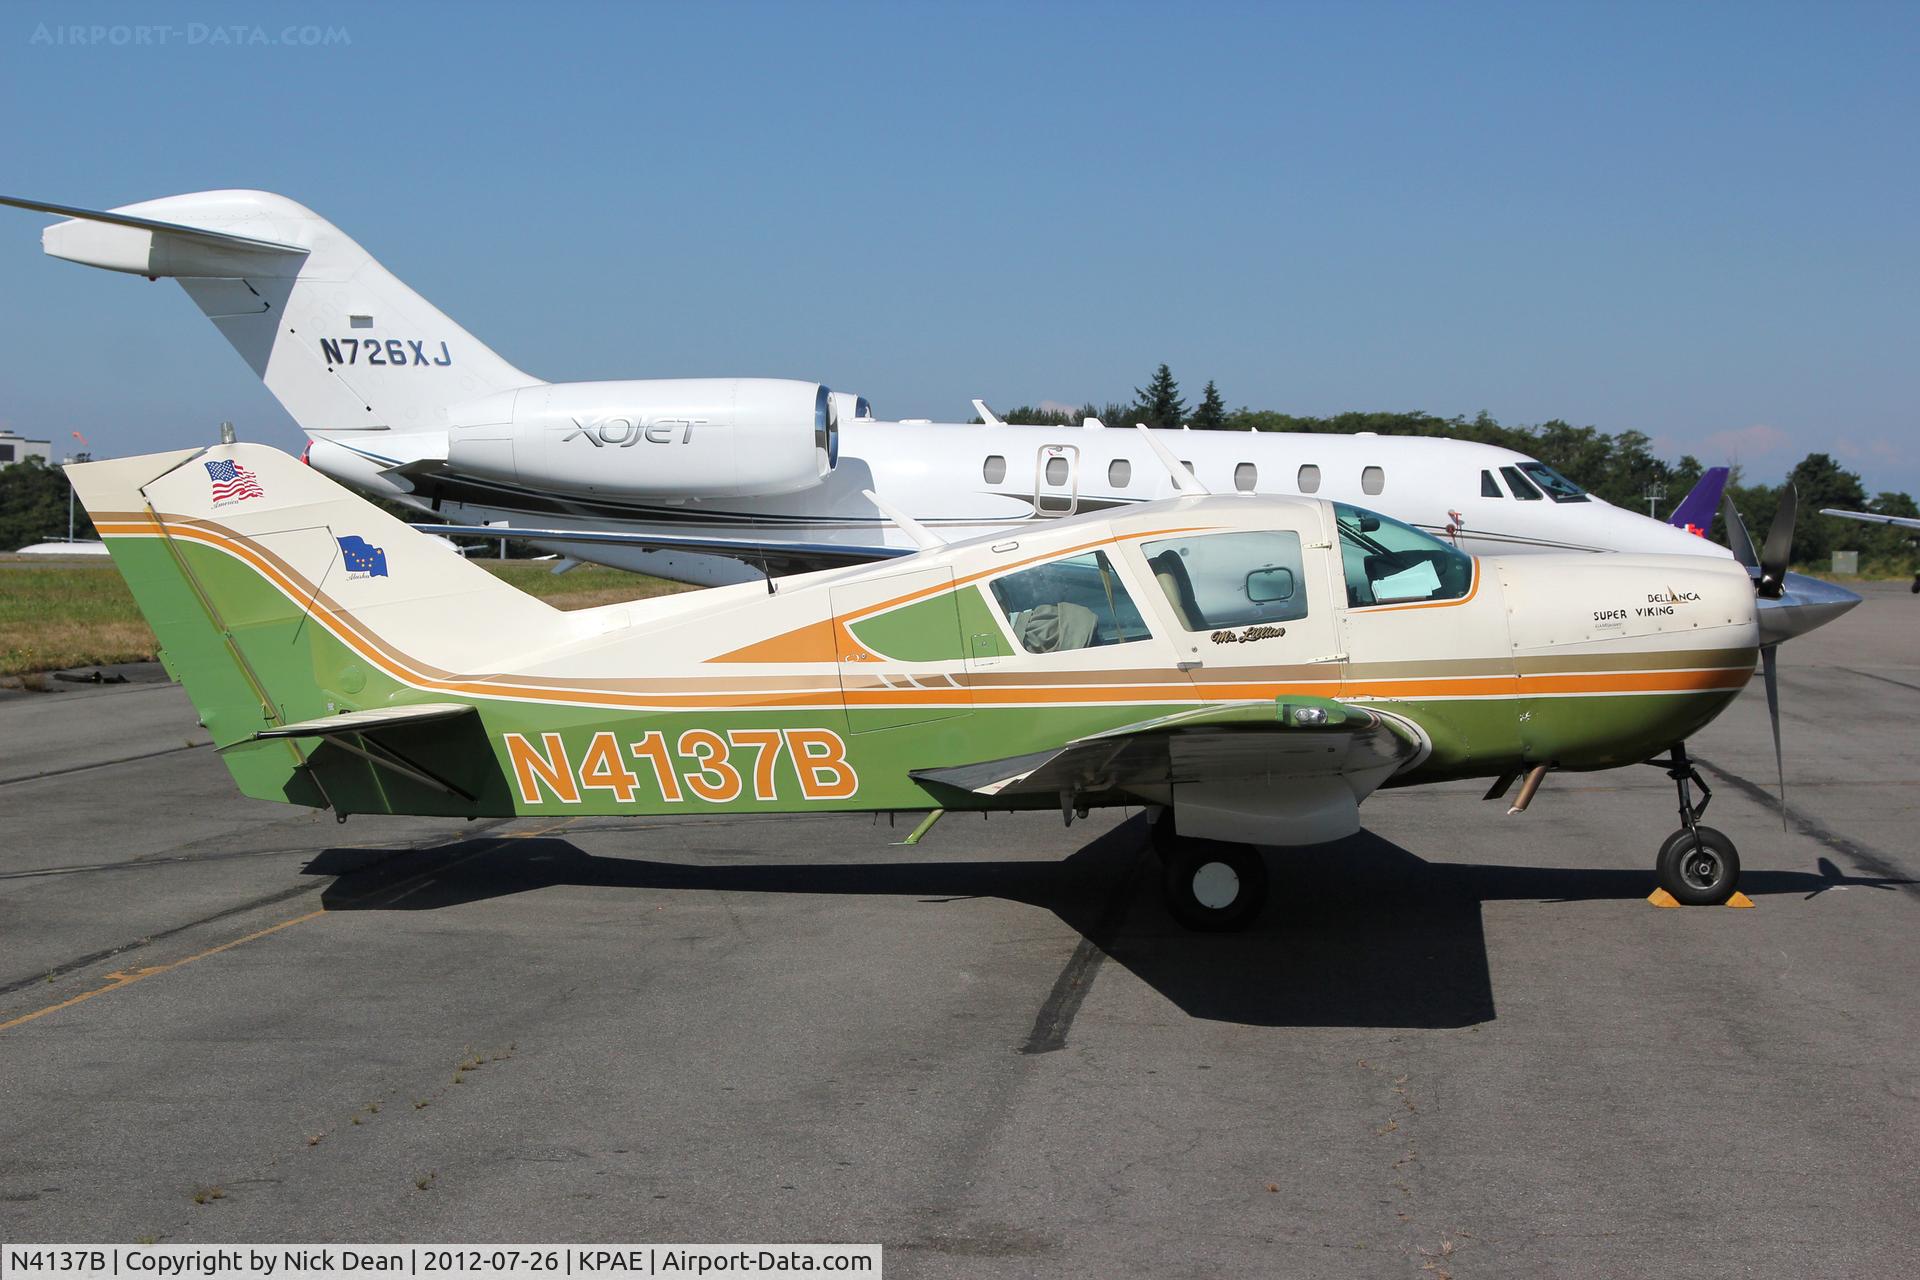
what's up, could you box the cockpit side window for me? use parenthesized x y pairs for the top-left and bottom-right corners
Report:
(1500, 465), (1544, 500)
(1481, 469), (1503, 498)
(1334, 503), (1475, 607)
(1519, 461), (1590, 502)
(987, 550), (1149, 654)
(1139, 531), (1309, 630)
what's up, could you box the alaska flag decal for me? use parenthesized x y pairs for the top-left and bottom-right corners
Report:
(337, 534), (389, 578)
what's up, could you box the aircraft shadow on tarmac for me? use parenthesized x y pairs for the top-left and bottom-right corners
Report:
(305, 824), (1907, 1032)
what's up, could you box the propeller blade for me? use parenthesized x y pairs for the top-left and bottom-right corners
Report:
(1721, 493), (1760, 569)
(1762, 642), (1786, 829)
(1758, 485), (1798, 599)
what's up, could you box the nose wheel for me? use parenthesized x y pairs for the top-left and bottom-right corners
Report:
(1652, 744), (1743, 905)
(1150, 811), (1269, 931)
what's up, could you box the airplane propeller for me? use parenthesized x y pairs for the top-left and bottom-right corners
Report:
(1720, 486), (1798, 826)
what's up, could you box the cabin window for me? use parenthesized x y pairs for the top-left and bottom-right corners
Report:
(988, 550), (1150, 654)
(1335, 503), (1475, 607)
(1044, 456), (1069, 485)
(1297, 464), (1321, 494)
(982, 454), (1007, 484)
(1481, 469), (1502, 497)
(1108, 458), (1132, 488)
(1500, 465), (1544, 500)
(1518, 461), (1590, 502)
(1361, 465), (1386, 496)
(1234, 462), (1258, 492)
(1141, 531), (1310, 630)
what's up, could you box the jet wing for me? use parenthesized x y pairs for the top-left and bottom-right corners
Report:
(911, 699), (1423, 801)
(412, 524), (913, 571)
(1821, 507), (1920, 532)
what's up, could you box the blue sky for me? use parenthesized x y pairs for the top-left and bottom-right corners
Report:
(2, 1), (1915, 494)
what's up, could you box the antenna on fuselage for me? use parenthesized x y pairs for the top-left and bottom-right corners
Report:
(1134, 424), (1212, 496)
(863, 489), (946, 550)
(971, 399), (1004, 427)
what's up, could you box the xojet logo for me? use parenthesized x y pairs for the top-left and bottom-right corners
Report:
(561, 415), (703, 448)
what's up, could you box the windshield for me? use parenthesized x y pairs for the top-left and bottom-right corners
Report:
(1518, 461), (1589, 503)
(1333, 503), (1475, 607)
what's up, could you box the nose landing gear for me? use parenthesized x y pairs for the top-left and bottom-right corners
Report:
(1651, 743), (1742, 905)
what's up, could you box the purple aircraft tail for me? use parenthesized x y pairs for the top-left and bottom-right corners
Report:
(1667, 467), (1729, 539)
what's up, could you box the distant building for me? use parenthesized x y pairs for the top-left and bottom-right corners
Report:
(0, 429), (52, 466)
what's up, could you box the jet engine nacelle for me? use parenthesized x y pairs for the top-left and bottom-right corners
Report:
(446, 378), (838, 500)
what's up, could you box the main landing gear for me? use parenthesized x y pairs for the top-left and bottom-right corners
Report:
(1150, 809), (1269, 932)
(1650, 743), (1742, 906)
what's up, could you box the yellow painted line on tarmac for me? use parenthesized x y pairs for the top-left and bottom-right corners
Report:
(0, 909), (327, 1033)
(0, 817), (580, 1034)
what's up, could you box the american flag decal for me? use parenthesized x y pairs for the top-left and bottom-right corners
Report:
(204, 459), (264, 503)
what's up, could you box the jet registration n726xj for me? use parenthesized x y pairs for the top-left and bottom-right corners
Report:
(69, 440), (1782, 928)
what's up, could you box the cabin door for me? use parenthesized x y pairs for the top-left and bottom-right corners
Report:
(1034, 443), (1080, 516)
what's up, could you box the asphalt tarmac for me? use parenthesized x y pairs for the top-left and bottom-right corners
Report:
(1, 584), (1914, 1278)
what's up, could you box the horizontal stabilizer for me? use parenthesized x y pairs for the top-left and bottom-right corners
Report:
(0, 193), (307, 256)
(252, 703), (477, 741)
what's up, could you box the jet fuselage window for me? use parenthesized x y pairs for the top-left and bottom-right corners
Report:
(1481, 469), (1502, 497)
(1109, 458), (1132, 488)
(983, 454), (1007, 484)
(1335, 502), (1475, 607)
(988, 550), (1150, 654)
(1140, 531), (1310, 630)
(1519, 461), (1590, 502)
(1297, 464), (1321, 494)
(1500, 465), (1544, 500)
(1044, 456), (1069, 485)
(1361, 465), (1386, 496)
(1234, 462), (1258, 492)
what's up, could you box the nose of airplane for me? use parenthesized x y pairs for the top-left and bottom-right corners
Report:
(1757, 571), (1863, 646)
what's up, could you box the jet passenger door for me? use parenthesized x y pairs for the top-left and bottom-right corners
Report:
(1034, 444), (1079, 516)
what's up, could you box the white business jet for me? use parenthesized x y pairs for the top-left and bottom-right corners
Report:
(0, 190), (1856, 643)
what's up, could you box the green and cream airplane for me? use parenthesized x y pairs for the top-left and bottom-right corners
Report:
(69, 433), (1779, 930)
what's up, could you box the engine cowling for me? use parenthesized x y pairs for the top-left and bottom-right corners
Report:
(446, 378), (837, 499)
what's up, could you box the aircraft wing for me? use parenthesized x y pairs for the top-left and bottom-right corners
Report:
(413, 524), (913, 571)
(1821, 507), (1920, 532)
(911, 699), (1423, 802)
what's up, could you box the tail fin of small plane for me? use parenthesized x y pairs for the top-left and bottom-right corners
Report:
(1667, 466), (1730, 539)
(2, 191), (541, 444)
(65, 443), (561, 814)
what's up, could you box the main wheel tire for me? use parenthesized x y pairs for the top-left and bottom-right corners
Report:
(1656, 826), (1741, 906)
(1162, 839), (1269, 932)
(1147, 807), (1179, 863)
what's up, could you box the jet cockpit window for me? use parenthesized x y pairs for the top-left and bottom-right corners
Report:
(1500, 465), (1543, 500)
(988, 550), (1150, 654)
(1335, 503), (1475, 607)
(1481, 469), (1502, 497)
(1140, 531), (1310, 630)
(1518, 461), (1589, 502)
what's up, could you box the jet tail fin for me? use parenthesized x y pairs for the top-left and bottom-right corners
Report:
(1667, 466), (1730, 539)
(4, 189), (540, 442)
